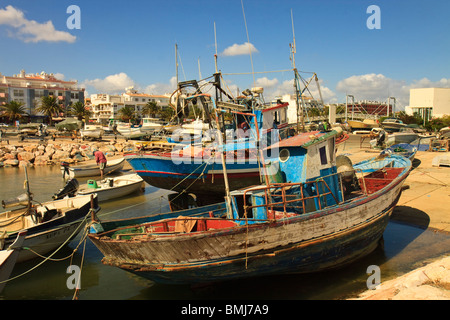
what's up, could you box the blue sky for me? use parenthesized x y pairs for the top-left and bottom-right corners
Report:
(1, 0), (450, 108)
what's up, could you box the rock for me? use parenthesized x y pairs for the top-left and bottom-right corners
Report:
(19, 160), (33, 167)
(52, 150), (71, 161)
(4, 152), (17, 160)
(24, 145), (37, 153)
(34, 155), (50, 166)
(4, 159), (19, 166)
(392, 285), (450, 300)
(17, 151), (35, 162)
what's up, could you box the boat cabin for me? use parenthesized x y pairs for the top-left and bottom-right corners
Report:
(229, 130), (342, 224)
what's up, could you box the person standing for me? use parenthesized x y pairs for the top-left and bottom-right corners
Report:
(93, 150), (107, 180)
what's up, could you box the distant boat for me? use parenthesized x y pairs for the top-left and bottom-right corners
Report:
(381, 118), (407, 132)
(0, 231), (26, 293)
(77, 173), (145, 202)
(88, 130), (412, 285)
(386, 128), (419, 146)
(141, 118), (164, 132)
(381, 143), (417, 161)
(80, 124), (104, 141)
(61, 157), (125, 179)
(347, 119), (378, 130)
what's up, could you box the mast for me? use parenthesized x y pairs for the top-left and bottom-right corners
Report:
(290, 9), (304, 132)
(175, 43), (179, 84)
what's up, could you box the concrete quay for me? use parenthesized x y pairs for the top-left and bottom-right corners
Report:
(339, 134), (450, 300)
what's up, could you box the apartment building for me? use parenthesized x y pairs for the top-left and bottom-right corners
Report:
(0, 70), (85, 116)
(90, 87), (170, 124)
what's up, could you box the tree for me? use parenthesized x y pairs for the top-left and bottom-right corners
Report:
(141, 101), (159, 118)
(36, 96), (63, 126)
(68, 101), (92, 121)
(1, 100), (27, 123)
(118, 106), (136, 122)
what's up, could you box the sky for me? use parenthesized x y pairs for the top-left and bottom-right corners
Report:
(1, 0), (450, 109)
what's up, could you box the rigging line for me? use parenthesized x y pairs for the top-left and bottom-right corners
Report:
(241, 0), (255, 87)
(177, 49), (187, 81)
(222, 69), (293, 76)
(0, 213), (91, 285)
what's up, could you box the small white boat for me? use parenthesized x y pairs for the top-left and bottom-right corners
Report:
(0, 231), (26, 293)
(62, 157), (125, 179)
(141, 118), (164, 132)
(80, 124), (104, 140)
(0, 194), (99, 263)
(77, 174), (145, 202)
(117, 126), (149, 140)
(386, 128), (419, 146)
(181, 118), (210, 135)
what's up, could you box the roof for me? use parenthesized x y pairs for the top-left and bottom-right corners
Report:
(267, 130), (339, 149)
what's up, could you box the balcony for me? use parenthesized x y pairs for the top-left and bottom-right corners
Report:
(0, 93), (7, 98)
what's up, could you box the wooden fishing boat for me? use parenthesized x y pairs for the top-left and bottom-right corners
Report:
(88, 130), (412, 284)
(1, 194), (99, 263)
(61, 157), (125, 179)
(380, 143), (418, 161)
(77, 173), (145, 202)
(0, 231), (26, 293)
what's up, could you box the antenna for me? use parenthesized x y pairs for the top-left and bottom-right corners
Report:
(175, 43), (179, 84)
(241, 0), (255, 87)
(290, 9), (296, 69)
(214, 22), (218, 73)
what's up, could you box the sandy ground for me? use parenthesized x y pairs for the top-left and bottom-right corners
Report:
(339, 134), (450, 300)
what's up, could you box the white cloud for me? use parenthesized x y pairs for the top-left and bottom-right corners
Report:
(255, 77), (279, 88)
(336, 73), (450, 108)
(144, 76), (177, 95)
(83, 73), (136, 94)
(0, 5), (76, 43)
(221, 42), (259, 56)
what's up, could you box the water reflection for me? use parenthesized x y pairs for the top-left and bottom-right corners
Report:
(1, 165), (450, 300)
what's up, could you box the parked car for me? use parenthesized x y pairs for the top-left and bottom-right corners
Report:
(0, 123), (8, 127)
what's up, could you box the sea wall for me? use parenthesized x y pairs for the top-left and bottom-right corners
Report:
(0, 141), (138, 167)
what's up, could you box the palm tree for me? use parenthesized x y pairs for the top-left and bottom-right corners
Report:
(118, 106), (136, 122)
(36, 96), (63, 126)
(1, 100), (28, 123)
(68, 101), (92, 121)
(141, 101), (159, 118)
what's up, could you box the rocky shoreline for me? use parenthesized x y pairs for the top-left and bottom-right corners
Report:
(0, 140), (139, 167)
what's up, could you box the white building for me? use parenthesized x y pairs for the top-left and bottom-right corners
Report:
(0, 70), (85, 117)
(90, 87), (170, 124)
(406, 88), (450, 121)
(275, 94), (321, 124)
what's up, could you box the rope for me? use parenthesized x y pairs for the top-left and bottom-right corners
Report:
(0, 212), (91, 286)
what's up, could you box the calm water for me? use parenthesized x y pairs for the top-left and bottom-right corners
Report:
(1, 165), (450, 300)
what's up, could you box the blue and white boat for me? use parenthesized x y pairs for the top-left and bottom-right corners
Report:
(88, 128), (411, 285)
(125, 90), (291, 196)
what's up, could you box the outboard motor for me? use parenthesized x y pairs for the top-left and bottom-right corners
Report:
(52, 179), (79, 200)
(336, 155), (359, 195)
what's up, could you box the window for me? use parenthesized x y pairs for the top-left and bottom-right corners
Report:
(13, 89), (24, 97)
(279, 148), (290, 162)
(35, 90), (44, 97)
(319, 146), (327, 165)
(71, 92), (79, 99)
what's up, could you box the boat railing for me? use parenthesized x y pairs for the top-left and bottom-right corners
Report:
(240, 168), (374, 220)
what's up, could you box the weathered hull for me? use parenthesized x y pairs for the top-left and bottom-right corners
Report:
(1, 194), (99, 263)
(105, 207), (391, 284)
(90, 174), (406, 284)
(125, 154), (262, 195)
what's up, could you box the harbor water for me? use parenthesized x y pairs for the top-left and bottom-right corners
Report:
(1, 164), (450, 300)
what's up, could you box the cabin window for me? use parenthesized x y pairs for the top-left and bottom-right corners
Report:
(279, 148), (290, 162)
(319, 146), (327, 165)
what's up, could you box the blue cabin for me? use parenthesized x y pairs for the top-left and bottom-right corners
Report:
(229, 130), (342, 224)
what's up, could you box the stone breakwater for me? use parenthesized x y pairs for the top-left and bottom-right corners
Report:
(0, 141), (139, 167)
